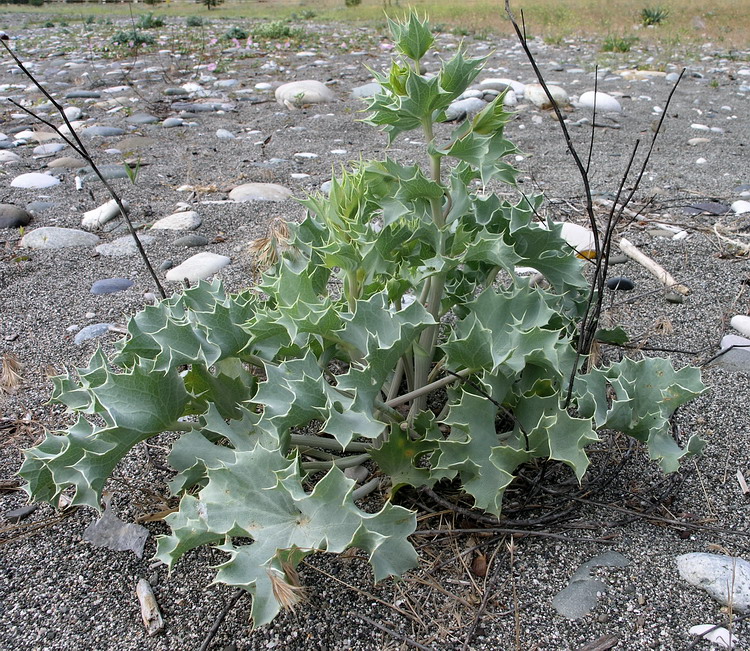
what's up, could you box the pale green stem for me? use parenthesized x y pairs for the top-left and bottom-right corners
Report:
(387, 368), (471, 409)
(289, 434), (370, 452)
(386, 358), (405, 401)
(301, 453), (371, 472)
(352, 477), (381, 501)
(170, 421), (200, 432)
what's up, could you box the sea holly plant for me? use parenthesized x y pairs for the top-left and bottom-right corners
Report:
(20, 12), (706, 627)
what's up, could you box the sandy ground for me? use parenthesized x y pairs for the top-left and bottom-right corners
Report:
(2, 14), (750, 651)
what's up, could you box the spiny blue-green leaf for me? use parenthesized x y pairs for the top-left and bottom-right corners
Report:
(156, 448), (417, 626)
(432, 391), (524, 515)
(387, 10), (434, 62)
(183, 361), (256, 421)
(471, 91), (513, 136)
(438, 45), (486, 102)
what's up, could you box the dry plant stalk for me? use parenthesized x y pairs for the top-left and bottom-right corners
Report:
(247, 217), (291, 270)
(268, 566), (307, 613)
(1, 354), (24, 394)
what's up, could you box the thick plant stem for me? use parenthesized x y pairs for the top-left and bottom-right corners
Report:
(289, 434), (370, 453)
(388, 368), (472, 409)
(301, 453), (371, 472)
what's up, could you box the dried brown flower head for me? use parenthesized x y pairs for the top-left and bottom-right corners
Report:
(0, 354), (23, 394)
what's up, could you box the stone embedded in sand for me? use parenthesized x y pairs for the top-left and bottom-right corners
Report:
(96, 234), (155, 257)
(618, 69), (667, 81)
(0, 204), (32, 229)
(82, 199), (128, 230)
(524, 83), (570, 109)
(11, 172), (61, 189)
(116, 136), (156, 151)
(275, 80), (335, 108)
(33, 143), (66, 157)
(126, 113), (159, 125)
(65, 90), (101, 99)
(732, 200), (750, 215)
(151, 211), (201, 231)
(74, 323), (113, 345)
(0, 151), (21, 164)
(63, 106), (82, 121)
(91, 278), (134, 295)
(731, 315), (750, 338)
(216, 128), (236, 140)
(676, 553), (750, 612)
(444, 97), (487, 121)
(712, 334), (750, 373)
(47, 156), (85, 170)
(351, 82), (382, 99)
(21, 226), (99, 249)
(165, 252), (230, 282)
(229, 182), (292, 202)
(479, 78), (526, 96)
(82, 126), (127, 138)
(578, 91), (622, 113)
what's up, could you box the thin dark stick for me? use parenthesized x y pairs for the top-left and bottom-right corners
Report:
(0, 36), (167, 299)
(198, 588), (246, 651)
(350, 612), (433, 651)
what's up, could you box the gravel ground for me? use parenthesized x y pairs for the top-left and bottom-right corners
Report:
(1, 14), (750, 651)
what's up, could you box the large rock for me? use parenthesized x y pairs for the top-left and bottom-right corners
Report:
(165, 252), (230, 283)
(151, 211), (201, 231)
(229, 183), (292, 202)
(676, 553), (750, 612)
(578, 91), (622, 113)
(0, 204), (33, 229)
(11, 172), (61, 189)
(21, 227), (99, 249)
(524, 83), (570, 109)
(275, 80), (334, 108)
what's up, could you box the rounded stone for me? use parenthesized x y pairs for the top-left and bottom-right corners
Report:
(165, 252), (231, 282)
(21, 227), (99, 249)
(10, 172), (61, 189)
(275, 80), (335, 107)
(96, 234), (156, 257)
(151, 211), (201, 231)
(228, 183), (292, 202)
(173, 234), (209, 248)
(0, 204), (32, 229)
(578, 91), (622, 113)
(606, 277), (634, 291)
(444, 97), (487, 121)
(524, 83), (570, 109)
(82, 126), (127, 138)
(74, 323), (112, 345)
(90, 278), (134, 295)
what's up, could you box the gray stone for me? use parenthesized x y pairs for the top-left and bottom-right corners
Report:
(684, 202), (731, 216)
(444, 97), (487, 121)
(25, 201), (55, 214)
(165, 252), (230, 282)
(65, 90), (101, 99)
(10, 172), (61, 189)
(525, 83), (570, 109)
(351, 82), (382, 99)
(216, 128), (236, 140)
(229, 182), (292, 202)
(162, 117), (185, 128)
(173, 234), (209, 248)
(90, 278), (134, 295)
(0, 151), (21, 163)
(578, 91), (622, 113)
(0, 204), (32, 229)
(96, 234), (156, 257)
(552, 551), (630, 619)
(163, 87), (189, 96)
(80, 164), (133, 184)
(82, 199), (128, 230)
(21, 227), (99, 249)
(47, 156), (85, 170)
(172, 102), (234, 113)
(125, 113), (159, 125)
(74, 322), (113, 345)
(33, 143), (66, 157)
(82, 126), (127, 138)
(83, 494), (148, 559)
(710, 334), (750, 373)
(151, 211), (201, 231)
(275, 80), (335, 108)
(159, 259), (174, 272)
(676, 553), (750, 612)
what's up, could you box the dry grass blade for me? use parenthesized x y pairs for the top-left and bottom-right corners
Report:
(268, 569), (307, 613)
(0, 354), (24, 395)
(247, 217), (290, 270)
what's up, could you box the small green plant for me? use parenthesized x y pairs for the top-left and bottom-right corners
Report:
(345, 0), (362, 6)
(21, 12), (705, 628)
(186, 16), (204, 27)
(84, 16), (95, 25)
(136, 13), (165, 30)
(42, 21), (55, 29)
(251, 20), (302, 40)
(602, 34), (639, 52)
(111, 30), (155, 48)
(641, 6), (669, 26)
(223, 25), (249, 41)
(201, 0), (224, 9)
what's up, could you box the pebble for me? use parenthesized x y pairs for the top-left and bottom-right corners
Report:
(81, 199), (128, 230)
(151, 211), (202, 231)
(90, 278), (134, 295)
(162, 118), (185, 128)
(33, 143), (66, 157)
(21, 227), (99, 249)
(731, 315), (750, 337)
(165, 252), (231, 282)
(116, 136), (156, 151)
(0, 151), (21, 164)
(216, 129), (236, 140)
(676, 553), (750, 612)
(275, 80), (335, 107)
(63, 106), (82, 121)
(685, 202), (730, 215)
(479, 78), (525, 96)
(351, 82), (382, 99)
(710, 334), (750, 373)
(10, 172), (61, 189)
(47, 156), (85, 169)
(578, 91), (622, 113)
(0, 204), (33, 229)
(444, 97), (487, 121)
(524, 83), (570, 109)
(687, 137), (710, 146)
(82, 126), (127, 138)
(173, 233), (208, 248)
(606, 277), (634, 291)
(126, 113), (159, 125)
(228, 182), (292, 202)
(80, 164), (133, 184)
(95, 234), (155, 257)
(74, 323), (113, 345)
(65, 90), (100, 99)
(731, 200), (750, 215)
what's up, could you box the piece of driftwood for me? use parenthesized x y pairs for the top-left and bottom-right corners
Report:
(136, 579), (164, 637)
(618, 237), (690, 295)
